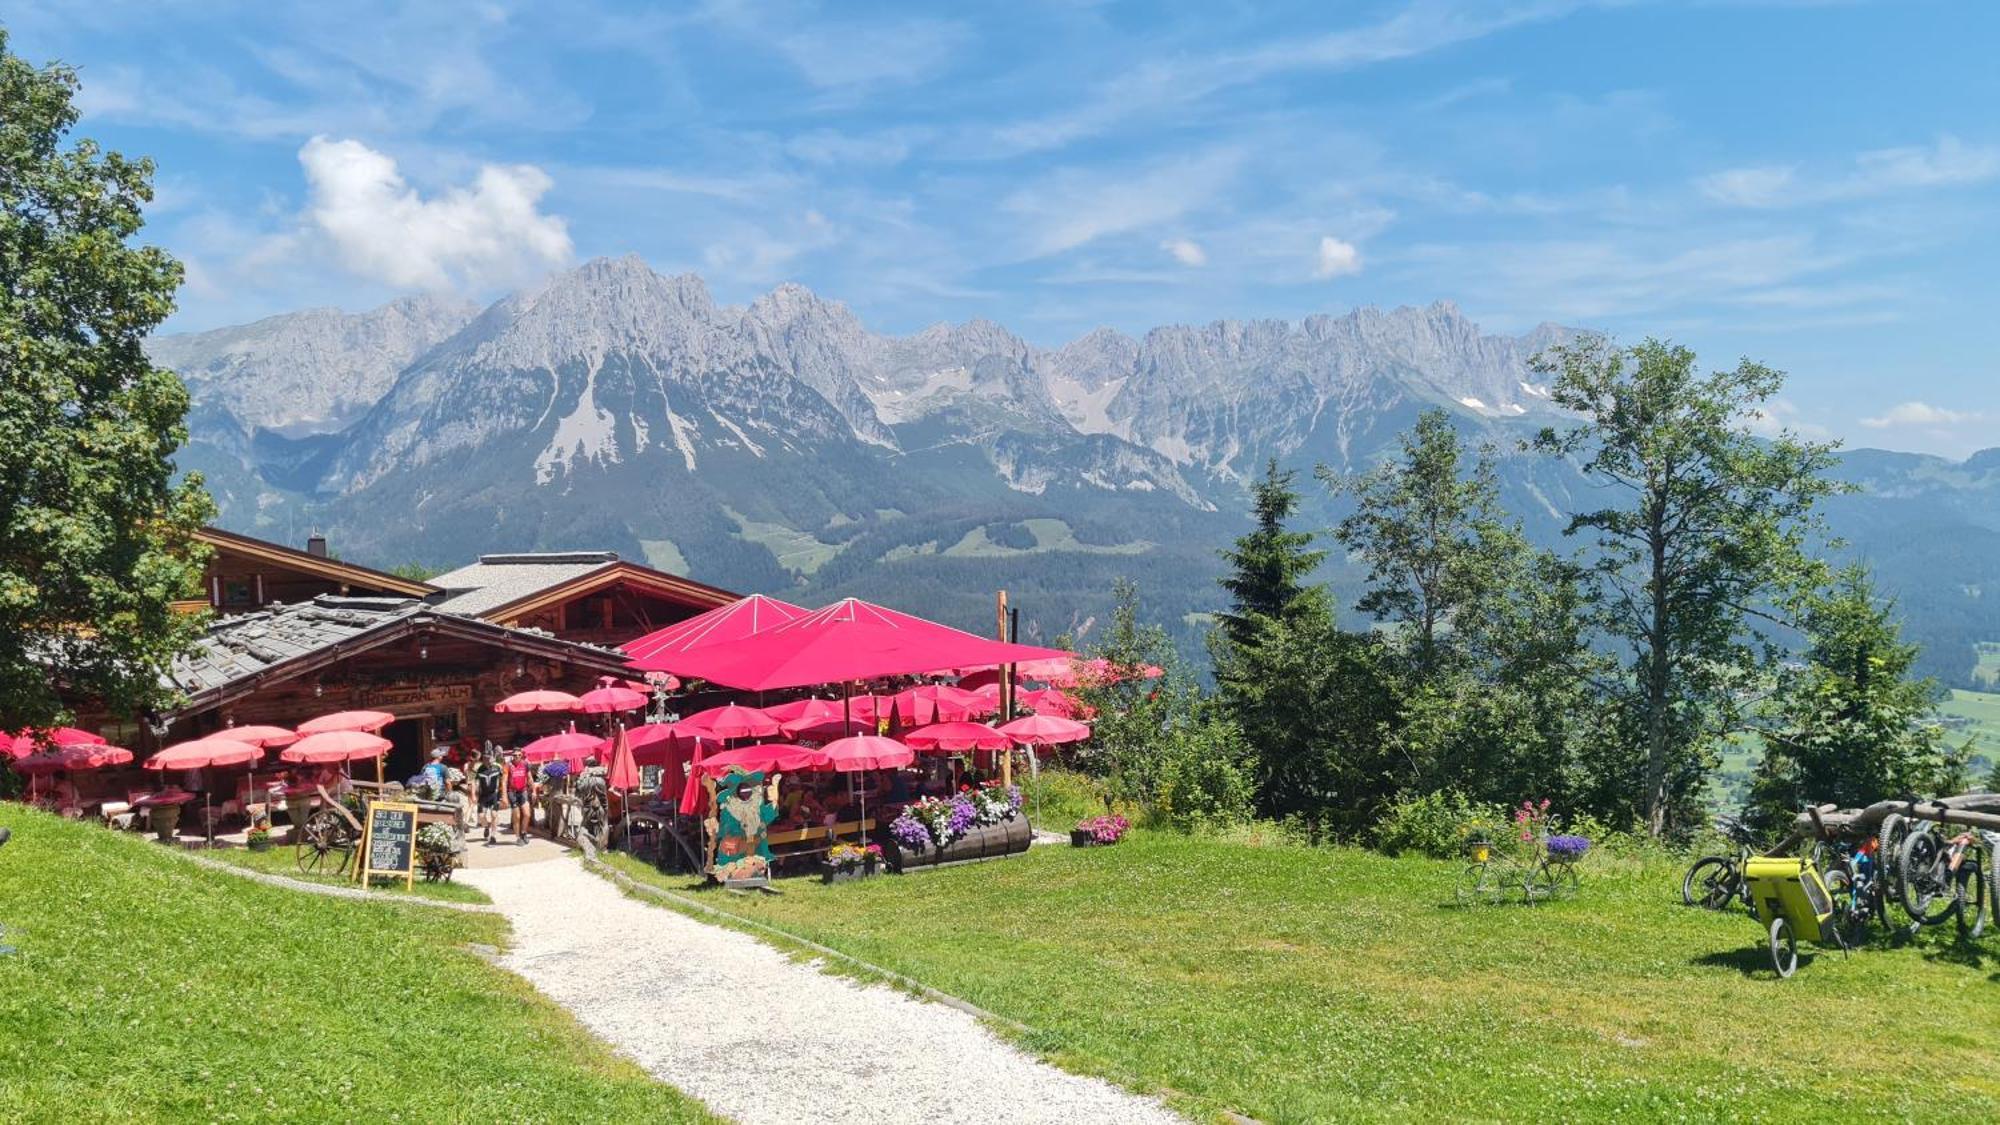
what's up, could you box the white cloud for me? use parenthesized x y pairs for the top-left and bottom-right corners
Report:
(1699, 136), (1999, 208)
(1002, 149), (1242, 259)
(1860, 401), (1981, 429)
(299, 136), (572, 291)
(1161, 238), (1207, 266)
(1314, 236), (1363, 279)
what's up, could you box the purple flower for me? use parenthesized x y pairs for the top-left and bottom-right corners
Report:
(890, 812), (931, 851)
(1546, 834), (1590, 861)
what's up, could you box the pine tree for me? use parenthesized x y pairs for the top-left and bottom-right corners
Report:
(1214, 459), (1328, 649)
(1750, 565), (1949, 823)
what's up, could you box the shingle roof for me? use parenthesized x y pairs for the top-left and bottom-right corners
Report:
(168, 596), (427, 695)
(428, 552), (621, 616)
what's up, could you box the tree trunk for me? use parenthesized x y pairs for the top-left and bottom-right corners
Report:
(1644, 506), (1672, 837)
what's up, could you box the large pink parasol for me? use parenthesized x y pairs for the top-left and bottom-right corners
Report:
(297, 710), (395, 735)
(633, 597), (1073, 691)
(281, 730), (392, 764)
(622, 593), (809, 664)
(520, 730), (605, 766)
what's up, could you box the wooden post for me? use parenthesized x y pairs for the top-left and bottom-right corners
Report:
(996, 590), (1013, 788)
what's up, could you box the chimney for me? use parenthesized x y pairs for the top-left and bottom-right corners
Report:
(306, 532), (328, 558)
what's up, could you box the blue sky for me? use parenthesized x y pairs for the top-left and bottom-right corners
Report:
(9, 0), (1997, 455)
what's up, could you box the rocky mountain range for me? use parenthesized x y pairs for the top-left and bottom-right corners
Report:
(152, 256), (2000, 684)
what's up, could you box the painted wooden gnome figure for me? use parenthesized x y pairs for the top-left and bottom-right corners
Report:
(707, 769), (779, 887)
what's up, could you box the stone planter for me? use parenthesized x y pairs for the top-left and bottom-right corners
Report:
(893, 815), (1032, 871)
(151, 803), (182, 842)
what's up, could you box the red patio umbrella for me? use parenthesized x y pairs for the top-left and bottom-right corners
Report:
(903, 721), (1012, 753)
(5, 726), (107, 759)
(148, 737), (263, 771)
(775, 698), (846, 735)
(147, 737), (262, 847)
(576, 684), (649, 714)
(281, 730), (393, 764)
(493, 689), (582, 714)
(680, 703), (781, 741)
(633, 597), (1073, 691)
(818, 735), (915, 845)
(694, 742), (830, 778)
(520, 730), (605, 766)
(297, 710), (395, 735)
(623, 593), (809, 663)
(1019, 687), (1093, 720)
(997, 714), (1092, 747)
(15, 743), (133, 772)
(606, 726), (640, 790)
(220, 724), (300, 748)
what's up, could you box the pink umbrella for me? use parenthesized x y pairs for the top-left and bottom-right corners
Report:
(493, 690), (581, 714)
(576, 684), (649, 714)
(6, 726), (107, 759)
(148, 738), (262, 770)
(623, 593), (810, 664)
(1020, 687), (1093, 720)
(606, 725), (640, 790)
(903, 721), (1012, 753)
(680, 703), (781, 741)
(776, 698), (847, 735)
(818, 735), (915, 844)
(15, 743), (133, 773)
(280, 730), (393, 764)
(297, 710), (395, 735)
(819, 735), (916, 772)
(694, 742), (831, 778)
(521, 730), (605, 766)
(220, 724), (300, 748)
(997, 714), (1092, 747)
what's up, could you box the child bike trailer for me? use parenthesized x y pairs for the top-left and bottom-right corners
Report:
(1743, 856), (1845, 978)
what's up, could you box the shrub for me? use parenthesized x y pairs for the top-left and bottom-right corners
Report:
(1372, 790), (1505, 858)
(1017, 768), (1108, 829)
(1152, 714), (1255, 831)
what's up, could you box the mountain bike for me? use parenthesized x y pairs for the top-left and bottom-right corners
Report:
(1682, 815), (1759, 911)
(1896, 822), (1989, 936)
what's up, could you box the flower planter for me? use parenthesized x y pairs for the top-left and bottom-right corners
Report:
(1070, 829), (1114, 848)
(151, 803), (182, 842)
(246, 836), (272, 852)
(822, 859), (880, 885)
(893, 815), (1032, 871)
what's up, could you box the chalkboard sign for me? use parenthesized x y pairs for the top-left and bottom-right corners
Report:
(361, 800), (419, 890)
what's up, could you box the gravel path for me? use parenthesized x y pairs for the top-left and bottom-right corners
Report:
(460, 855), (1184, 1125)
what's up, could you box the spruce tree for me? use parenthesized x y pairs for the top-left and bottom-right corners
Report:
(1214, 459), (1327, 649)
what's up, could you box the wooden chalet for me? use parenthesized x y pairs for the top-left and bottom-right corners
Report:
(155, 596), (639, 780)
(189, 527), (439, 615)
(429, 552), (738, 646)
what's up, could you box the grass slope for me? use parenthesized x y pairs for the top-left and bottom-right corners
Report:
(197, 837), (491, 905)
(609, 830), (2000, 1123)
(0, 808), (713, 1123)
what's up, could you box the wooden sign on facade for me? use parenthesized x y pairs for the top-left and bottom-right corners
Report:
(358, 682), (473, 709)
(359, 800), (420, 891)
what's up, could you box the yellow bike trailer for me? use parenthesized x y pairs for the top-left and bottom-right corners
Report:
(1743, 856), (1845, 977)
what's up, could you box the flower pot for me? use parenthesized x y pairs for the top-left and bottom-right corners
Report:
(822, 860), (878, 885)
(1070, 829), (1098, 847)
(151, 803), (182, 842)
(247, 836), (272, 853)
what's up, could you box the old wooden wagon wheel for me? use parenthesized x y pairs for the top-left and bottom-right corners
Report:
(297, 808), (358, 876)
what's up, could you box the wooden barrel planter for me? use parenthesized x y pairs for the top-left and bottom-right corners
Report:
(893, 815), (1032, 872)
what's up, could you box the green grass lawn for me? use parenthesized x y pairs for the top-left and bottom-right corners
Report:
(1943, 687), (2000, 766)
(0, 807), (714, 1123)
(196, 835), (491, 905)
(604, 829), (2000, 1123)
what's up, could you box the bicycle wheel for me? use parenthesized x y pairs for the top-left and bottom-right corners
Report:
(1899, 827), (1956, 926)
(1768, 916), (1798, 978)
(1455, 862), (1487, 907)
(1682, 856), (1738, 911)
(1823, 865), (1863, 949)
(1546, 861), (1580, 900)
(1955, 855), (1987, 939)
(1879, 814), (1908, 904)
